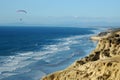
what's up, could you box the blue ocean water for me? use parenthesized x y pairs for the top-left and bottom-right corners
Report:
(0, 27), (106, 80)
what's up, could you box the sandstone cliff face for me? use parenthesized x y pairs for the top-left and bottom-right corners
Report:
(42, 30), (120, 80)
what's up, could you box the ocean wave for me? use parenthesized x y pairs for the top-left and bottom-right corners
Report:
(0, 29), (99, 80)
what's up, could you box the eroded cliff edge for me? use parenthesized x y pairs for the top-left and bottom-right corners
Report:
(42, 29), (120, 80)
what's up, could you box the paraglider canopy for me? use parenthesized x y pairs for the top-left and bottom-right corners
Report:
(17, 10), (27, 14)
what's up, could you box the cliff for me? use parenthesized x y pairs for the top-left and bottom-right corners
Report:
(42, 29), (120, 80)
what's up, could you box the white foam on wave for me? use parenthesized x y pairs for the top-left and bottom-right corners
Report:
(0, 56), (33, 72)
(0, 51), (39, 79)
(19, 52), (34, 56)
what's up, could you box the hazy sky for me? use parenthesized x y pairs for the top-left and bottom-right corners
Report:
(0, 0), (120, 26)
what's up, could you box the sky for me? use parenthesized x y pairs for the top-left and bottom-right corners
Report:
(0, 0), (120, 26)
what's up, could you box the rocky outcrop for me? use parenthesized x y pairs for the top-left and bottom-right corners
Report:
(42, 29), (120, 80)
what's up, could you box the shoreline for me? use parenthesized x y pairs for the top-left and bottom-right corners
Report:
(42, 28), (120, 80)
(0, 27), (98, 80)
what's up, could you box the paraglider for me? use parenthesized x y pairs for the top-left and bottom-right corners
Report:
(16, 10), (27, 21)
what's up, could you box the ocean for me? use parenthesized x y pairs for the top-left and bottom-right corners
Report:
(0, 26), (107, 80)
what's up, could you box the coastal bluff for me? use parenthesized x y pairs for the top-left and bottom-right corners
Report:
(42, 29), (120, 80)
